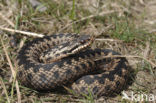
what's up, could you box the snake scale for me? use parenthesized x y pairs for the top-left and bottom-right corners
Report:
(16, 33), (130, 97)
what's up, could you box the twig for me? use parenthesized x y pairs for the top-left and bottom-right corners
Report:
(149, 29), (156, 33)
(58, 10), (116, 32)
(139, 0), (145, 5)
(95, 38), (123, 42)
(95, 55), (156, 68)
(0, 37), (21, 103)
(143, 41), (150, 59)
(1, 38), (16, 77)
(0, 12), (15, 28)
(0, 78), (10, 103)
(0, 26), (44, 38)
(15, 79), (21, 103)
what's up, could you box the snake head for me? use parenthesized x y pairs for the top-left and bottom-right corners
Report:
(68, 35), (94, 54)
(40, 35), (94, 63)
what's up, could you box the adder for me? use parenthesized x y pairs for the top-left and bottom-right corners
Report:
(16, 33), (130, 97)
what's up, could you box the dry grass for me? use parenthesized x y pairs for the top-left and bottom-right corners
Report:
(0, 0), (156, 103)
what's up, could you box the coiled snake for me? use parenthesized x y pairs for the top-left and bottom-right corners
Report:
(16, 33), (129, 97)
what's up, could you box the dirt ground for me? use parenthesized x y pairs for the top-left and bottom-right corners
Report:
(0, 0), (156, 103)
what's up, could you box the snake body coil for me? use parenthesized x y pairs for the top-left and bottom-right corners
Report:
(16, 34), (129, 97)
